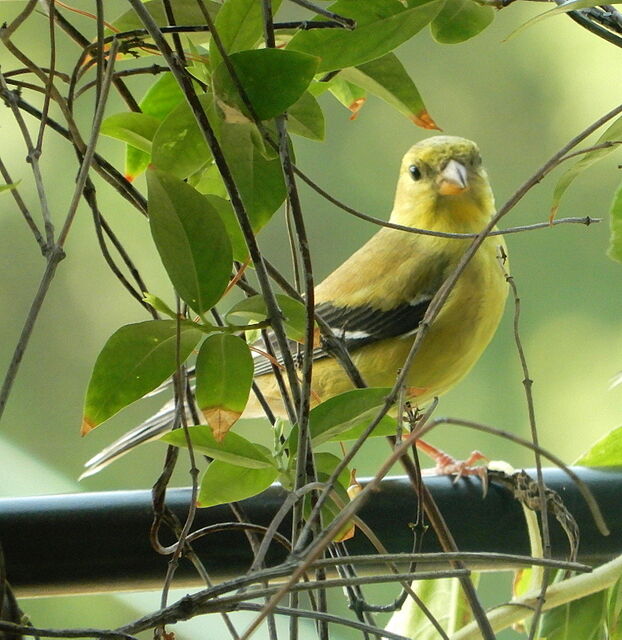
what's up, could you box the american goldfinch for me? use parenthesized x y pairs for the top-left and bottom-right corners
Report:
(82, 135), (508, 477)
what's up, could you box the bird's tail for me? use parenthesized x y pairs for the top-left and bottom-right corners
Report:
(79, 398), (181, 479)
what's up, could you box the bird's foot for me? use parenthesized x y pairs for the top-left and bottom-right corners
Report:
(416, 439), (489, 495)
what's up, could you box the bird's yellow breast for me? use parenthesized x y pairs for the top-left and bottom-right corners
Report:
(310, 233), (508, 405)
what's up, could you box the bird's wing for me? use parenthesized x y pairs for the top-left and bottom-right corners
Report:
(250, 294), (433, 376)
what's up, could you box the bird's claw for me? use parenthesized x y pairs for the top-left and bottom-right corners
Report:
(417, 441), (490, 496)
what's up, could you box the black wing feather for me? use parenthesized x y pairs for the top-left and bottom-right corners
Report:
(252, 296), (432, 376)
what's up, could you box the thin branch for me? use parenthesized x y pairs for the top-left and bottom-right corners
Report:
(1, 91), (147, 212)
(288, 0), (356, 28)
(0, 40), (118, 423)
(0, 72), (54, 247)
(499, 260), (551, 638)
(0, 154), (46, 251)
(0, 622), (137, 640)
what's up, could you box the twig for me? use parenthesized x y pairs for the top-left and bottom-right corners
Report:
(293, 167), (601, 239)
(0, 72), (54, 248)
(499, 259), (551, 639)
(0, 40), (119, 423)
(288, 0), (356, 29)
(1, 92), (147, 212)
(0, 154), (46, 251)
(0, 622), (137, 640)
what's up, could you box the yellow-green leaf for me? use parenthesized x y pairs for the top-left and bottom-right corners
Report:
(147, 169), (232, 315)
(162, 425), (275, 469)
(195, 334), (254, 441)
(430, 0), (494, 44)
(551, 115), (622, 219)
(608, 182), (622, 264)
(82, 320), (203, 434)
(198, 460), (278, 507)
(226, 294), (308, 342)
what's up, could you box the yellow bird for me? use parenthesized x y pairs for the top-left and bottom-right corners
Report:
(82, 135), (508, 477)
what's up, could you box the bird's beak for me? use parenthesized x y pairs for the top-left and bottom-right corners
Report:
(437, 159), (469, 195)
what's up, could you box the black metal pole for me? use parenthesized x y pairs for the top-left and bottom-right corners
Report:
(2, 468), (620, 597)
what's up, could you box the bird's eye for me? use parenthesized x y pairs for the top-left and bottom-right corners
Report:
(409, 165), (422, 181)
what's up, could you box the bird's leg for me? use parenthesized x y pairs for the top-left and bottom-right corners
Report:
(415, 439), (489, 492)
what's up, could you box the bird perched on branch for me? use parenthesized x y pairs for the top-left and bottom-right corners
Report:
(82, 135), (508, 478)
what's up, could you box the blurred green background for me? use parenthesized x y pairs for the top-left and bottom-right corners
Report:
(1, 0), (621, 637)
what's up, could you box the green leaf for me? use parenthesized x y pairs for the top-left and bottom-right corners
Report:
(151, 94), (214, 179)
(287, 0), (443, 73)
(162, 424), (275, 469)
(198, 459), (278, 507)
(209, 0), (282, 69)
(430, 0), (494, 44)
(220, 122), (286, 229)
(309, 388), (392, 445)
(204, 194), (249, 262)
(142, 292), (177, 319)
(340, 53), (439, 129)
(608, 578), (622, 640)
(190, 162), (228, 199)
(195, 334), (254, 440)
(147, 169), (233, 315)
(0, 181), (20, 193)
(101, 112), (160, 154)
(226, 294), (308, 342)
(551, 116), (622, 218)
(141, 72), (187, 120)
(575, 425), (622, 466)
(328, 77), (367, 117)
(540, 591), (607, 640)
(313, 452), (351, 490)
(82, 320), (203, 433)
(125, 72), (186, 180)
(287, 92), (325, 141)
(608, 182), (622, 264)
(213, 48), (319, 121)
(332, 414), (397, 442)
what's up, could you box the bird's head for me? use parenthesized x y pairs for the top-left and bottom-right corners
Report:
(391, 136), (495, 231)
